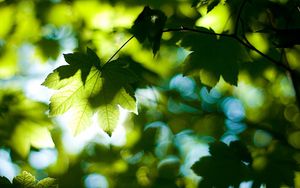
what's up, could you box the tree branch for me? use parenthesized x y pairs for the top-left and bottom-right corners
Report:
(163, 27), (233, 37)
(163, 26), (293, 72)
(237, 34), (293, 72)
(105, 26), (298, 105)
(163, 26), (300, 107)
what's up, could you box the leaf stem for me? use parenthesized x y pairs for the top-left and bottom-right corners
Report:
(105, 35), (135, 64)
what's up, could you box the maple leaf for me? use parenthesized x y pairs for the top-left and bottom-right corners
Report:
(11, 171), (58, 188)
(180, 29), (247, 86)
(43, 48), (137, 136)
(131, 6), (167, 55)
(13, 171), (36, 188)
(191, 141), (251, 187)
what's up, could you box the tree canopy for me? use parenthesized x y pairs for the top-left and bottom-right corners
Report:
(0, 0), (300, 187)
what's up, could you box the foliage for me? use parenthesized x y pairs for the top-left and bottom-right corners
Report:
(0, 171), (58, 188)
(42, 48), (137, 135)
(192, 141), (251, 187)
(0, 90), (54, 158)
(0, 0), (300, 188)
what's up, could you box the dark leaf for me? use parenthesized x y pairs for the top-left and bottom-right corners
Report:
(88, 59), (138, 107)
(207, 0), (220, 13)
(181, 29), (247, 86)
(60, 47), (102, 84)
(0, 176), (13, 188)
(229, 140), (252, 163)
(252, 143), (298, 187)
(272, 28), (300, 48)
(192, 141), (251, 187)
(191, 0), (201, 7)
(131, 6), (167, 54)
(208, 141), (233, 158)
(36, 37), (60, 60)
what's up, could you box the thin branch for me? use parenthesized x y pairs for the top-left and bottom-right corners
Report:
(163, 26), (292, 72)
(240, 34), (293, 72)
(163, 27), (233, 37)
(105, 35), (135, 64)
(105, 26), (293, 74)
(240, 19), (293, 72)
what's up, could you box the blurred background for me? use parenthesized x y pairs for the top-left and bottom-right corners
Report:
(0, 0), (300, 187)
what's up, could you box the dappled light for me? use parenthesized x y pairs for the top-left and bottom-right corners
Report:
(196, 3), (234, 33)
(0, 0), (300, 187)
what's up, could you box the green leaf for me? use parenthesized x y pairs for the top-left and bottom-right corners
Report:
(191, 141), (251, 187)
(0, 90), (54, 158)
(11, 172), (58, 188)
(48, 47), (101, 86)
(43, 49), (138, 135)
(13, 171), (36, 188)
(208, 141), (233, 158)
(181, 30), (247, 86)
(36, 37), (60, 60)
(131, 6), (167, 55)
(229, 140), (252, 163)
(90, 60), (138, 135)
(0, 176), (13, 188)
(36, 177), (58, 188)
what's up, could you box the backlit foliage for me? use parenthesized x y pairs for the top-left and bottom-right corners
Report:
(0, 0), (300, 187)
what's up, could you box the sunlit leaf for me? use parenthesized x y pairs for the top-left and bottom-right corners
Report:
(11, 171), (58, 188)
(43, 48), (138, 135)
(36, 177), (58, 188)
(10, 122), (54, 158)
(0, 90), (54, 157)
(13, 171), (36, 188)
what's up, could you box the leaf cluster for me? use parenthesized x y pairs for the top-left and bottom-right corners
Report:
(0, 171), (58, 188)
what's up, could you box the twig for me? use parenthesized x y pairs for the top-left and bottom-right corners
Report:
(240, 34), (293, 72)
(163, 27), (233, 37)
(105, 26), (293, 74)
(163, 26), (292, 72)
(105, 35), (135, 64)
